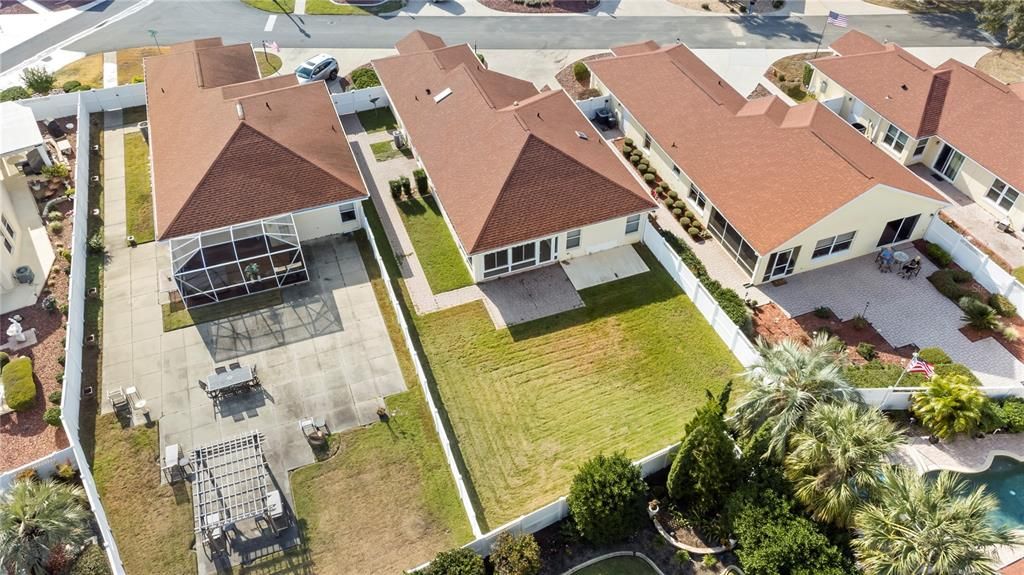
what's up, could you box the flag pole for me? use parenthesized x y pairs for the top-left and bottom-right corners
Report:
(813, 18), (829, 58)
(894, 352), (917, 387)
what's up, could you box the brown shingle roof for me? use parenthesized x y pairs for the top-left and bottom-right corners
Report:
(813, 31), (1024, 192)
(145, 38), (367, 240)
(373, 31), (655, 255)
(829, 29), (886, 56)
(587, 42), (945, 254)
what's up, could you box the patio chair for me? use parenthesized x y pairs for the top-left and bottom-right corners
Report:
(215, 366), (227, 375)
(228, 361), (242, 371)
(107, 387), (129, 412)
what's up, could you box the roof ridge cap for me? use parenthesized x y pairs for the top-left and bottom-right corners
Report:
(470, 134), (533, 252)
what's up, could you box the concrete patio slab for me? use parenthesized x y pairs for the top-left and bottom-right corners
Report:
(561, 245), (649, 290)
(479, 264), (584, 328)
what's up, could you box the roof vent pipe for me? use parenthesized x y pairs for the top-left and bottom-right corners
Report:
(236, 102), (245, 120)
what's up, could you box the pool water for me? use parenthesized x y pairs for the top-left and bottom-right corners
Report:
(573, 555), (660, 575)
(926, 456), (1024, 529)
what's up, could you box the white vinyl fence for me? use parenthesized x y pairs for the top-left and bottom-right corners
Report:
(331, 86), (389, 116)
(576, 94), (615, 119)
(641, 221), (760, 367)
(0, 447), (76, 491)
(924, 217), (1024, 316)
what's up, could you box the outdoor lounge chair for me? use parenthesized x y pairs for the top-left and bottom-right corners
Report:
(215, 366), (227, 374)
(228, 361), (241, 371)
(107, 387), (129, 412)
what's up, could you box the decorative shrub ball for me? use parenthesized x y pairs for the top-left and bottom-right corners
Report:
(672, 208), (682, 216)
(624, 137), (634, 147)
(668, 190), (679, 200)
(643, 174), (657, 185)
(673, 200), (685, 209)
(630, 155), (641, 165)
(687, 227), (701, 237)
(679, 217), (691, 227)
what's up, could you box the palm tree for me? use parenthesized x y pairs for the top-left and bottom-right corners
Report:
(912, 374), (989, 441)
(0, 479), (90, 575)
(784, 403), (904, 527)
(728, 332), (858, 459)
(854, 467), (1019, 575)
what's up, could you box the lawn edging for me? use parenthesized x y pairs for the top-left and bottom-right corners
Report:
(360, 207), (484, 538)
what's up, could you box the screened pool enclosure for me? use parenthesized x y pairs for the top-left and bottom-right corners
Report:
(170, 215), (308, 308)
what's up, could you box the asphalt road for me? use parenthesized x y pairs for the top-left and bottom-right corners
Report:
(1, 0), (992, 74)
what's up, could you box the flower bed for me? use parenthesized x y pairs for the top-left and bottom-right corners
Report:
(555, 53), (611, 100)
(478, 0), (597, 13)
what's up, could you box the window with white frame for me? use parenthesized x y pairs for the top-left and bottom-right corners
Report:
(483, 250), (509, 278)
(339, 204), (357, 222)
(1, 215), (13, 240)
(671, 164), (681, 177)
(882, 124), (909, 154)
(625, 214), (641, 234)
(812, 231), (856, 259)
(566, 229), (581, 249)
(912, 139), (928, 158)
(642, 133), (652, 150)
(688, 183), (707, 211)
(819, 79), (828, 94)
(987, 179), (1020, 212)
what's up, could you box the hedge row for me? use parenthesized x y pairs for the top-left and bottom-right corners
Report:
(656, 228), (751, 329)
(843, 359), (980, 389)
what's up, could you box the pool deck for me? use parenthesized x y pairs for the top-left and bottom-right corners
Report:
(897, 434), (1024, 475)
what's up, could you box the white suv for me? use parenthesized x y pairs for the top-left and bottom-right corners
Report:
(295, 54), (339, 84)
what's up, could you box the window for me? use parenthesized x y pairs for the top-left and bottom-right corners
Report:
(642, 133), (652, 150)
(707, 208), (758, 276)
(510, 242), (536, 271)
(1, 215), (13, 240)
(687, 183), (707, 211)
(912, 139), (928, 158)
(877, 215), (920, 247)
(566, 229), (581, 249)
(3, 237), (11, 254)
(484, 250), (509, 278)
(671, 164), (681, 177)
(812, 231), (856, 259)
(934, 144), (965, 181)
(625, 214), (641, 234)
(762, 247), (800, 282)
(882, 124), (909, 154)
(819, 79), (828, 94)
(987, 179), (1020, 212)
(339, 204), (357, 222)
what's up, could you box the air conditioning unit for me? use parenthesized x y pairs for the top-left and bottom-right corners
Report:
(392, 130), (406, 149)
(14, 266), (34, 284)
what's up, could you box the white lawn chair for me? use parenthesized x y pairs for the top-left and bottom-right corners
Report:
(107, 387), (129, 412)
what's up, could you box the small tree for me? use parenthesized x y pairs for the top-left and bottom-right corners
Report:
(490, 532), (541, 575)
(568, 453), (646, 544)
(666, 381), (740, 517)
(426, 547), (484, 575)
(912, 374), (989, 440)
(0, 480), (90, 575)
(350, 67), (381, 89)
(976, 0), (1024, 49)
(20, 67), (55, 95)
(573, 61), (590, 85)
(0, 86), (30, 102)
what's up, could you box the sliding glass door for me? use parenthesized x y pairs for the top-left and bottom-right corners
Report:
(762, 247), (800, 283)
(933, 143), (965, 182)
(876, 214), (920, 247)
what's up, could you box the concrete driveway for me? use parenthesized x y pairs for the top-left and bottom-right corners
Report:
(762, 246), (1024, 387)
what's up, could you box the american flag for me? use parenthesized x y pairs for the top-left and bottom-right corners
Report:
(906, 357), (935, 379)
(827, 11), (848, 27)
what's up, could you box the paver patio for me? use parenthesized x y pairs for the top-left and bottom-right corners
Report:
(761, 246), (1024, 387)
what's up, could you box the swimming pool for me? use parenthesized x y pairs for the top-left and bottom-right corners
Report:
(925, 456), (1024, 529)
(572, 555), (660, 575)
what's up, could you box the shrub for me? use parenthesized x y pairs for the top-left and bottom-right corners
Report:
(47, 221), (64, 235)
(426, 547), (484, 575)
(621, 144), (633, 157)
(2, 357), (36, 412)
(0, 351), (9, 371)
(662, 197), (673, 207)
(350, 67), (381, 89)
(0, 85), (30, 102)
(851, 314), (869, 330)
(679, 217), (691, 227)
(48, 390), (62, 404)
(923, 242), (952, 268)
(629, 155), (641, 165)
(56, 461), (76, 481)
(702, 554), (719, 567)
(388, 179), (403, 199)
(802, 62), (813, 86)
(929, 269), (972, 302)
(990, 294), (1017, 318)
(62, 80), (81, 93)
(21, 66), (55, 94)
(671, 208), (682, 217)
(573, 61), (591, 85)
(777, 72), (786, 82)
(643, 173), (656, 186)
(400, 175), (411, 195)
(909, 349), (949, 368)
(687, 227), (700, 238)
(913, 374), (991, 440)
(646, 166), (658, 177)
(1015, 267), (1024, 284)
(675, 550), (691, 563)
(1003, 325), (1020, 342)
(69, 544), (111, 575)
(784, 82), (805, 99)
(668, 189), (679, 200)
(701, 2), (710, 9)
(857, 342), (876, 361)
(15, 468), (39, 483)
(490, 532), (541, 575)
(43, 406), (62, 426)
(568, 452), (646, 544)
(1002, 398), (1024, 432)
(48, 211), (64, 223)
(959, 296), (1001, 331)
(656, 229), (750, 327)
(413, 169), (429, 195)
(813, 306), (832, 319)
(87, 232), (105, 254)
(623, 137), (633, 147)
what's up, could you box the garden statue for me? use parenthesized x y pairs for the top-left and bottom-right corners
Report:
(7, 318), (25, 343)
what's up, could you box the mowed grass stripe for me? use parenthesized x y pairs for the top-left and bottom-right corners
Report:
(415, 246), (741, 526)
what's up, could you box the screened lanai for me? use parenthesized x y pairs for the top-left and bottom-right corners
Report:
(171, 214), (308, 308)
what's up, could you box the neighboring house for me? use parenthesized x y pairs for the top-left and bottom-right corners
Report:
(585, 41), (948, 285)
(0, 102), (57, 314)
(144, 38), (368, 308)
(810, 30), (1024, 230)
(372, 31), (656, 283)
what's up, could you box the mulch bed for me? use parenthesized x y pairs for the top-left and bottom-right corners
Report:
(554, 53), (611, 100)
(0, 0), (34, 14)
(753, 303), (916, 366)
(478, 0), (597, 13)
(341, 63), (372, 92)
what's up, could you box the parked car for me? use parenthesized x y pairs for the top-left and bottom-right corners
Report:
(295, 54), (339, 84)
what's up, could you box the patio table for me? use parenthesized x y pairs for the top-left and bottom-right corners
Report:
(207, 365), (255, 394)
(893, 251), (910, 264)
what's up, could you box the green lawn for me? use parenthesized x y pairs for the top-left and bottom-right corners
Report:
(161, 290), (283, 332)
(396, 195), (474, 294)
(305, 0), (404, 15)
(415, 246), (741, 527)
(356, 107), (398, 134)
(256, 52), (283, 77)
(92, 416), (196, 575)
(123, 131), (154, 244)
(370, 140), (413, 162)
(240, 0), (295, 12)
(575, 556), (660, 575)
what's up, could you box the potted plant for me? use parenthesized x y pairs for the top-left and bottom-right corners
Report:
(648, 499), (660, 517)
(244, 262), (262, 282)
